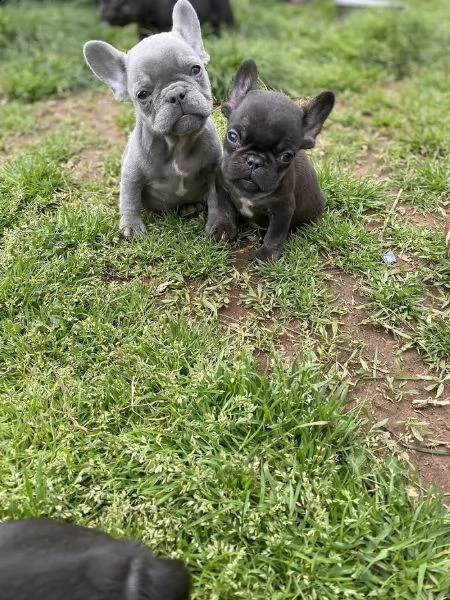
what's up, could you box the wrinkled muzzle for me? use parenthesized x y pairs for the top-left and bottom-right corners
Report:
(151, 83), (212, 136)
(223, 152), (280, 194)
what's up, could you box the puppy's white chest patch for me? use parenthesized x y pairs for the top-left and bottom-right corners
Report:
(173, 160), (187, 177)
(236, 196), (254, 218)
(173, 160), (188, 197)
(175, 179), (187, 197)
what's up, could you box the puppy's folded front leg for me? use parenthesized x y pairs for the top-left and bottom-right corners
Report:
(205, 175), (237, 242)
(253, 204), (294, 262)
(119, 173), (147, 238)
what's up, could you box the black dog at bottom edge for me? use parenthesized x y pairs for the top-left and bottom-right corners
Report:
(0, 518), (190, 600)
(206, 59), (335, 262)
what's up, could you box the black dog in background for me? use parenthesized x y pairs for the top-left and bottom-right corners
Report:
(99, 0), (234, 39)
(0, 518), (190, 600)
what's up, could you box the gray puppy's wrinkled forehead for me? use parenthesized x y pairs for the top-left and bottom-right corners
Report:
(127, 33), (203, 84)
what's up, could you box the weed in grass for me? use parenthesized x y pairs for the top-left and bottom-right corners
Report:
(363, 271), (424, 330)
(402, 417), (429, 443)
(104, 213), (230, 280)
(2, 0), (450, 105)
(386, 218), (449, 267)
(415, 314), (450, 371)
(0, 102), (38, 147)
(0, 202), (117, 315)
(319, 124), (372, 168)
(115, 103), (135, 135)
(0, 146), (69, 234)
(401, 127), (450, 161)
(0, 129), (83, 231)
(318, 163), (388, 215)
(102, 149), (122, 180)
(321, 5), (449, 78)
(246, 240), (332, 323)
(392, 159), (450, 212)
(368, 80), (450, 164)
(304, 213), (384, 274)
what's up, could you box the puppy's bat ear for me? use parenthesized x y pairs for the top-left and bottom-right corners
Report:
(172, 0), (209, 64)
(300, 91), (335, 149)
(222, 59), (258, 118)
(127, 555), (191, 600)
(83, 41), (129, 102)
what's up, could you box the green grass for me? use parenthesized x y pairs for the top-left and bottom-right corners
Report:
(363, 272), (424, 328)
(0, 133), (75, 233)
(0, 1), (133, 102)
(0, 0), (450, 598)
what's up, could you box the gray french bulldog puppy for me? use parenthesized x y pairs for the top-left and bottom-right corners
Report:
(206, 60), (335, 262)
(83, 0), (222, 237)
(0, 518), (190, 600)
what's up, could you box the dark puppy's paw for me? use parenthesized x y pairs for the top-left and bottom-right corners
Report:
(179, 203), (204, 218)
(205, 217), (237, 242)
(251, 246), (282, 263)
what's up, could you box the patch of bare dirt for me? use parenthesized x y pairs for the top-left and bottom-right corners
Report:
(353, 146), (387, 179)
(395, 201), (446, 232)
(214, 239), (313, 371)
(219, 284), (250, 327)
(214, 251), (449, 497)
(63, 147), (108, 182)
(326, 268), (450, 496)
(2, 91), (127, 171)
(39, 91), (126, 146)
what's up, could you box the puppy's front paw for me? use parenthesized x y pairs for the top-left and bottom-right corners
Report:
(205, 216), (237, 242)
(252, 246), (282, 263)
(120, 216), (147, 238)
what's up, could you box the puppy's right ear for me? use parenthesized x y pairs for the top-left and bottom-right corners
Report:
(222, 59), (258, 118)
(172, 0), (209, 64)
(83, 41), (129, 102)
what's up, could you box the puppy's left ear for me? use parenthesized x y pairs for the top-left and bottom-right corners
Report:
(222, 59), (259, 118)
(300, 91), (335, 149)
(172, 0), (209, 64)
(83, 40), (129, 102)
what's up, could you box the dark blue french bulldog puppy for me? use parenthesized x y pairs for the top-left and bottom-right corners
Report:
(206, 60), (335, 262)
(0, 518), (190, 600)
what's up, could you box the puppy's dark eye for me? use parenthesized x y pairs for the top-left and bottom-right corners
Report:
(280, 151), (294, 163)
(227, 129), (239, 144)
(137, 90), (150, 101)
(190, 65), (202, 76)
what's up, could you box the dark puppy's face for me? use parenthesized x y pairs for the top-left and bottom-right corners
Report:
(221, 60), (335, 196)
(222, 90), (304, 195)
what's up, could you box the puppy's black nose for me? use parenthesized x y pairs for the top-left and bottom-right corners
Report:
(246, 154), (263, 169)
(168, 91), (186, 104)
